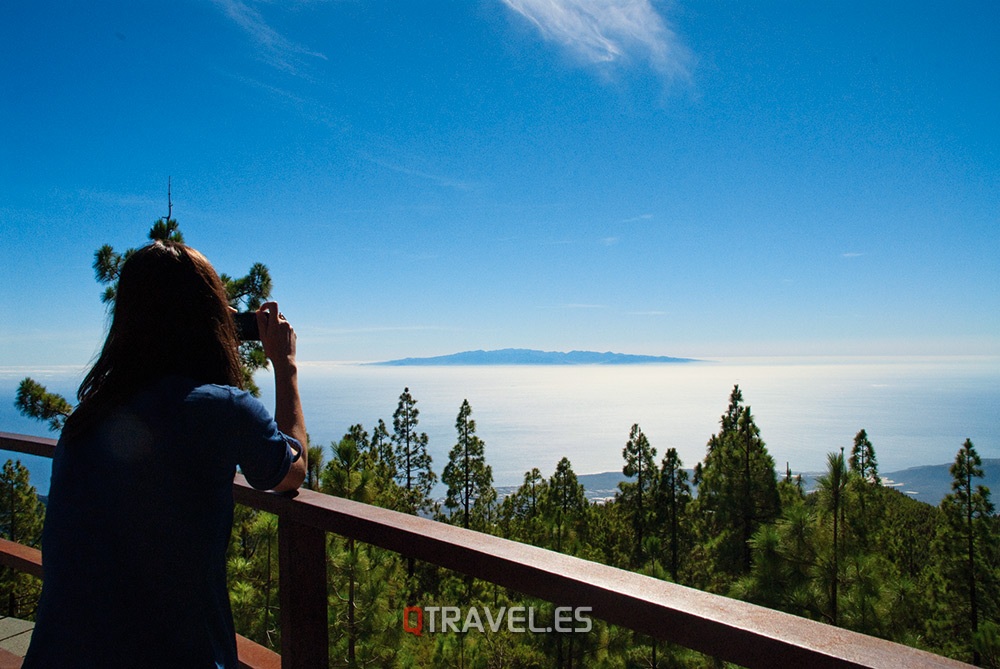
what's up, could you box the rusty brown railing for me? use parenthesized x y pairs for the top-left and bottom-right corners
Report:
(0, 431), (971, 668)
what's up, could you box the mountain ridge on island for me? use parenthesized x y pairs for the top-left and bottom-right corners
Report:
(370, 348), (698, 366)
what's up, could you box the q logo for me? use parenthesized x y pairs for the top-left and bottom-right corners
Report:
(403, 606), (423, 637)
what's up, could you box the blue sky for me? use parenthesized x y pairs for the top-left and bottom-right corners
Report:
(2, 0), (998, 367)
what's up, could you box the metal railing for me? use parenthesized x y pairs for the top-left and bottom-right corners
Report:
(0, 431), (971, 669)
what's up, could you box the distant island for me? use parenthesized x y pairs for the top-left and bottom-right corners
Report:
(371, 348), (698, 366)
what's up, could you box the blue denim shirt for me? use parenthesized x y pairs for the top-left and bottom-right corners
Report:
(24, 376), (298, 668)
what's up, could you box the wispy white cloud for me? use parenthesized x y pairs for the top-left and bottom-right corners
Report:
(211, 0), (327, 74)
(219, 71), (349, 131)
(620, 213), (653, 223)
(306, 325), (451, 336)
(0, 364), (88, 379)
(842, 252), (864, 258)
(501, 0), (690, 80)
(358, 152), (478, 191)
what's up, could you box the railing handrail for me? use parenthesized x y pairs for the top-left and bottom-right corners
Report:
(0, 431), (972, 669)
(0, 432), (56, 459)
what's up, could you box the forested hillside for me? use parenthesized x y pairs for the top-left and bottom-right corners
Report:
(225, 386), (998, 667)
(3, 382), (997, 667)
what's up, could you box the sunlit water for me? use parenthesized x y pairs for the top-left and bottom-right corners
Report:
(3, 356), (998, 496)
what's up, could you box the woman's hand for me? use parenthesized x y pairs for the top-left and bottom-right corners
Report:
(256, 301), (296, 368)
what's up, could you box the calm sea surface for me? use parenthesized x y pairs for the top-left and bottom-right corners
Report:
(2, 356), (998, 496)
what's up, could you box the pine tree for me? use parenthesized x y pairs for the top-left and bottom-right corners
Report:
(362, 419), (408, 511)
(586, 497), (632, 569)
(368, 419), (396, 478)
(391, 387), (436, 515)
(303, 443), (325, 491)
(847, 429), (881, 552)
(0, 460), (45, 617)
(817, 449), (849, 626)
(731, 496), (821, 620)
(228, 509), (280, 648)
(934, 439), (998, 665)
(442, 400), (495, 531)
(14, 379), (73, 431)
(390, 387), (436, 586)
(695, 385), (780, 584)
(618, 423), (658, 567)
(849, 429), (879, 485)
(656, 448), (691, 582)
(322, 431), (376, 667)
(543, 457), (588, 554)
(322, 433), (375, 504)
(499, 468), (547, 545)
(220, 260), (273, 394)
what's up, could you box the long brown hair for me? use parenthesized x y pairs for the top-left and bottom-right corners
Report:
(64, 240), (243, 438)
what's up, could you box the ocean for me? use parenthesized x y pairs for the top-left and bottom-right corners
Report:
(2, 356), (998, 497)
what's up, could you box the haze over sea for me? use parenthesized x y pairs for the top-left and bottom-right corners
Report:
(4, 355), (997, 497)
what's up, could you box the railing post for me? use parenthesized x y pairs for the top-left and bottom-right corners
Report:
(278, 514), (328, 669)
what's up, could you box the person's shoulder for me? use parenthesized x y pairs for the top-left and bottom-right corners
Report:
(187, 382), (243, 402)
(186, 382), (267, 419)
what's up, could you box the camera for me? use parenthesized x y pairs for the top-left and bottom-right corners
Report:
(233, 312), (260, 341)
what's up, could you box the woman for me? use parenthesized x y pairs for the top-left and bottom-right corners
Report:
(23, 240), (307, 668)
